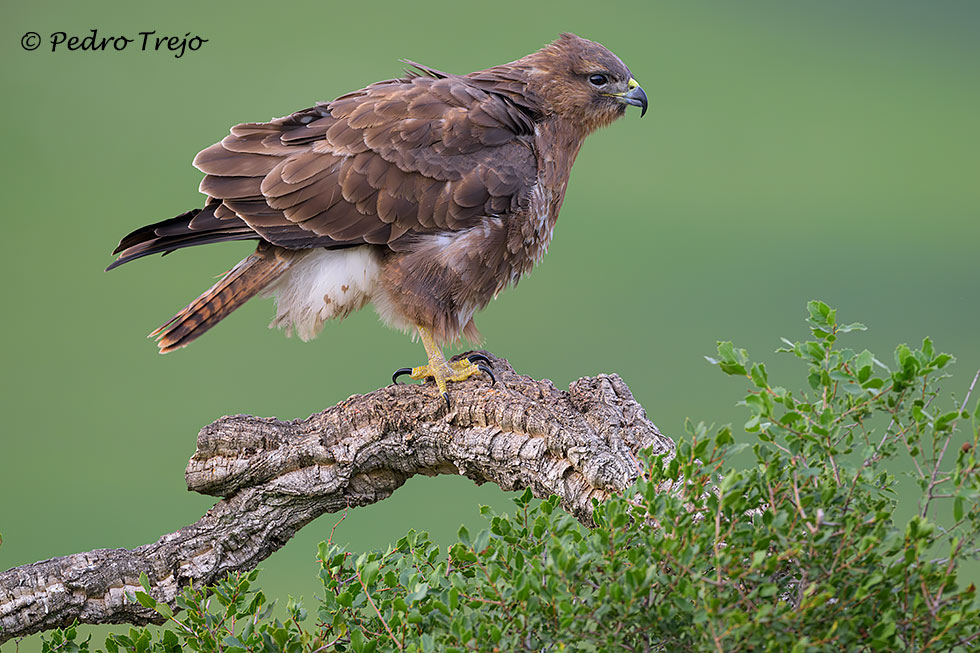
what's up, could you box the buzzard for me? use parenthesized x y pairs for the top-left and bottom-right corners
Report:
(108, 33), (647, 404)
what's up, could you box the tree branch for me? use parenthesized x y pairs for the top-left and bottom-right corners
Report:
(0, 353), (672, 644)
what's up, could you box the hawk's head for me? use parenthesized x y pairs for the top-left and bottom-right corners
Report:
(526, 33), (647, 133)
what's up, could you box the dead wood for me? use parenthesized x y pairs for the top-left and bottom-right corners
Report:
(0, 353), (672, 644)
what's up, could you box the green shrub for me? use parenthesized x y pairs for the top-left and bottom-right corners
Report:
(42, 301), (980, 651)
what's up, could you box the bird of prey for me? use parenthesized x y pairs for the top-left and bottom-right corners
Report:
(108, 33), (647, 404)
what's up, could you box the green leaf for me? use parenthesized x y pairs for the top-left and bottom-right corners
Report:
(693, 438), (709, 458)
(933, 353), (953, 368)
(514, 487), (533, 507)
(155, 601), (173, 619)
(806, 300), (836, 333)
(715, 341), (749, 376)
(133, 591), (157, 610)
(449, 587), (459, 611)
(349, 628), (364, 652)
(935, 410), (960, 432)
(361, 560), (380, 588)
(715, 426), (734, 446)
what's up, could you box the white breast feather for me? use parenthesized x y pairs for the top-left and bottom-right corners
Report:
(262, 246), (381, 341)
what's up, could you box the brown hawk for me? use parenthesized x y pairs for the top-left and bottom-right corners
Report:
(108, 33), (647, 404)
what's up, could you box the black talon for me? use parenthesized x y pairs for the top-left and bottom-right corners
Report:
(442, 392), (451, 410)
(392, 367), (413, 384)
(477, 364), (496, 385)
(467, 353), (492, 366)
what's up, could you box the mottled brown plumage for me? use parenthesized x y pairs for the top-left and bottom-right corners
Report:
(109, 33), (646, 363)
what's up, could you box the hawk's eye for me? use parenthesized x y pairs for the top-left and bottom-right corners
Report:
(588, 74), (608, 87)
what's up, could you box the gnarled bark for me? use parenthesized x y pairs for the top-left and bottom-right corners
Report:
(0, 353), (672, 644)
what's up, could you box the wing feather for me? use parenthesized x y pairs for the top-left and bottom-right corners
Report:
(189, 69), (537, 250)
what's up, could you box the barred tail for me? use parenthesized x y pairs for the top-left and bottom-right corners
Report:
(151, 245), (293, 353)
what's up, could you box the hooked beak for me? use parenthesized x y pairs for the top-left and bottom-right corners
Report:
(609, 78), (648, 117)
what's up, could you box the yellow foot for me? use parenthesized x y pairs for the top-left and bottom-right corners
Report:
(392, 353), (495, 407)
(391, 327), (495, 408)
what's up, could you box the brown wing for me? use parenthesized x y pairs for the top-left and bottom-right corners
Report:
(193, 71), (538, 251)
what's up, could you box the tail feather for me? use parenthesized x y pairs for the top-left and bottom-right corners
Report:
(152, 245), (293, 353)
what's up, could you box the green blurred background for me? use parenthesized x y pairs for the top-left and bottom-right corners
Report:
(2, 0), (978, 649)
